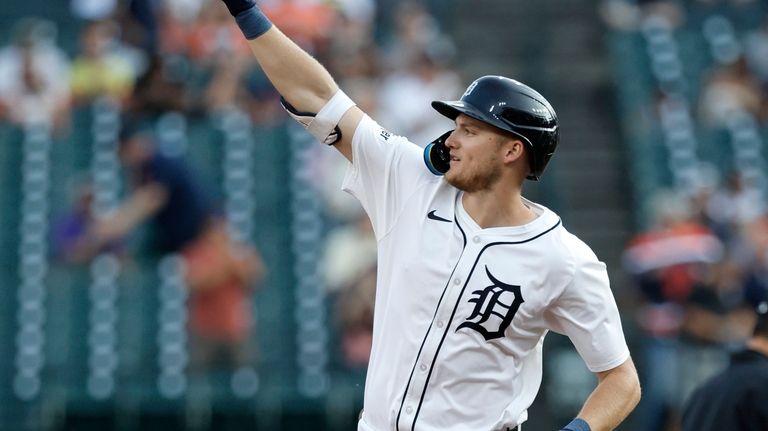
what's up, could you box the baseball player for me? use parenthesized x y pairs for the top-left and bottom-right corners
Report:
(216, 1), (641, 430)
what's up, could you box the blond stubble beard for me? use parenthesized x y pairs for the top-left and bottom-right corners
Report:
(445, 156), (503, 193)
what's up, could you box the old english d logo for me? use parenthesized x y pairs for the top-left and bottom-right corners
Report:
(456, 266), (524, 341)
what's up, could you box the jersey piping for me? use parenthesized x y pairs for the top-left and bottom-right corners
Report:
(410, 218), (562, 430)
(395, 215), (468, 430)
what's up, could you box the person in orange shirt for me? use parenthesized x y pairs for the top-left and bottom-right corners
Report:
(94, 123), (265, 371)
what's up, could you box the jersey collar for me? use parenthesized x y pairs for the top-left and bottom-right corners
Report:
(455, 193), (559, 238)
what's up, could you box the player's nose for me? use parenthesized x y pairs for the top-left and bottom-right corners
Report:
(445, 130), (459, 149)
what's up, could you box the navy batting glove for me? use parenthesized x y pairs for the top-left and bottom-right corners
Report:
(560, 418), (591, 431)
(220, 0), (256, 17)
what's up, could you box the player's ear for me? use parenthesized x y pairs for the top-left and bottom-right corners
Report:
(500, 137), (526, 165)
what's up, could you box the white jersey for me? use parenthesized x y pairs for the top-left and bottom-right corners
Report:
(342, 115), (630, 431)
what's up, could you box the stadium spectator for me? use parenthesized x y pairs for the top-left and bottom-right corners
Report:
(677, 258), (757, 403)
(51, 177), (124, 264)
(124, 54), (190, 116)
(698, 55), (765, 127)
(379, 2), (446, 72)
(376, 48), (461, 146)
(704, 171), (765, 238)
(624, 189), (724, 431)
(260, 0), (337, 54)
(0, 18), (71, 133)
(324, 11), (379, 83)
(322, 210), (376, 368)
(161, 0), (251, 65)
(241, 68), (284, 126)
(202, 53), (282, 125)
(334, 0), (376, 28)
(70, 20), (136, 106)
(123, 0), (160, 53)
(93, 123), (265, 373)
(204, 54), (252, 112)
(323, 212), (377, 296)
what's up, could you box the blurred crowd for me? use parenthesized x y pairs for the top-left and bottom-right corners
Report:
(0, 0), (461, 135)
(3, 0), (768, 428)
(602, 0), (768, 429)
(624, 175), (768, 430)
(601, 0), (768, 126)
(0, 0), (462, 376)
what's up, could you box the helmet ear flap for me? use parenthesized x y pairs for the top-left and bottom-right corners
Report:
(424, 130), (453, 175)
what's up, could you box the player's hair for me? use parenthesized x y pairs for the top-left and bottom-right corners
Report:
(495, 128), (524, 144)
(755, 302), (768, 338)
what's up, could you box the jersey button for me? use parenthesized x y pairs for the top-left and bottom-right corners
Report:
(419, 363), (427, 371)
(436, 321), (444, 328)
(453, 278), (461, 285)
(473, 236), (480, 243)
(406, 406), (413, 414)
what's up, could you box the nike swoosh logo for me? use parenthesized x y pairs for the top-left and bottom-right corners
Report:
(427, 210), (451, 223)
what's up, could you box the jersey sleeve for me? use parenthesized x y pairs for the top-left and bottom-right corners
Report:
(342, 114), (436, 239)
(544, 239), (630, 373)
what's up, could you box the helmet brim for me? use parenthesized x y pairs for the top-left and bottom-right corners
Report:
(432, 100), (488, 124)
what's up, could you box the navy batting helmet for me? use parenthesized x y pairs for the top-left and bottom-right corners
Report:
(426, 75), (559, 181)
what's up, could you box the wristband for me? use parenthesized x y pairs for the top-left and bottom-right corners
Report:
(221, 0), (256, 17)
(560, 418), (591, 431)
(233, 5), (273, 40)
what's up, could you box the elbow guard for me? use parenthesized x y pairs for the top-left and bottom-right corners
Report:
(280, 90), (356, 145)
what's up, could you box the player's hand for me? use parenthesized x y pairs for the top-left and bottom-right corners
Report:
(220, 0), (256, 17)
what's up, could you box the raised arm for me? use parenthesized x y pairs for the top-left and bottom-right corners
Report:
(219, 0), (363, 161)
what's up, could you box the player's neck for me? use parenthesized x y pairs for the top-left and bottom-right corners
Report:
(461, 188), (536, 229)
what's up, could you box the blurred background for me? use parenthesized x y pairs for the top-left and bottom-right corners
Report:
(0, 0), (767, 430)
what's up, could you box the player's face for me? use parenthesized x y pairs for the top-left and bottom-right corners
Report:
(443, 115), (505, 192)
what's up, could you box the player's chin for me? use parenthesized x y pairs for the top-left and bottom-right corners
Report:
(447, 169), (497, 193)
(444, 168), (460, 185)
(445, 171), (471, 191)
